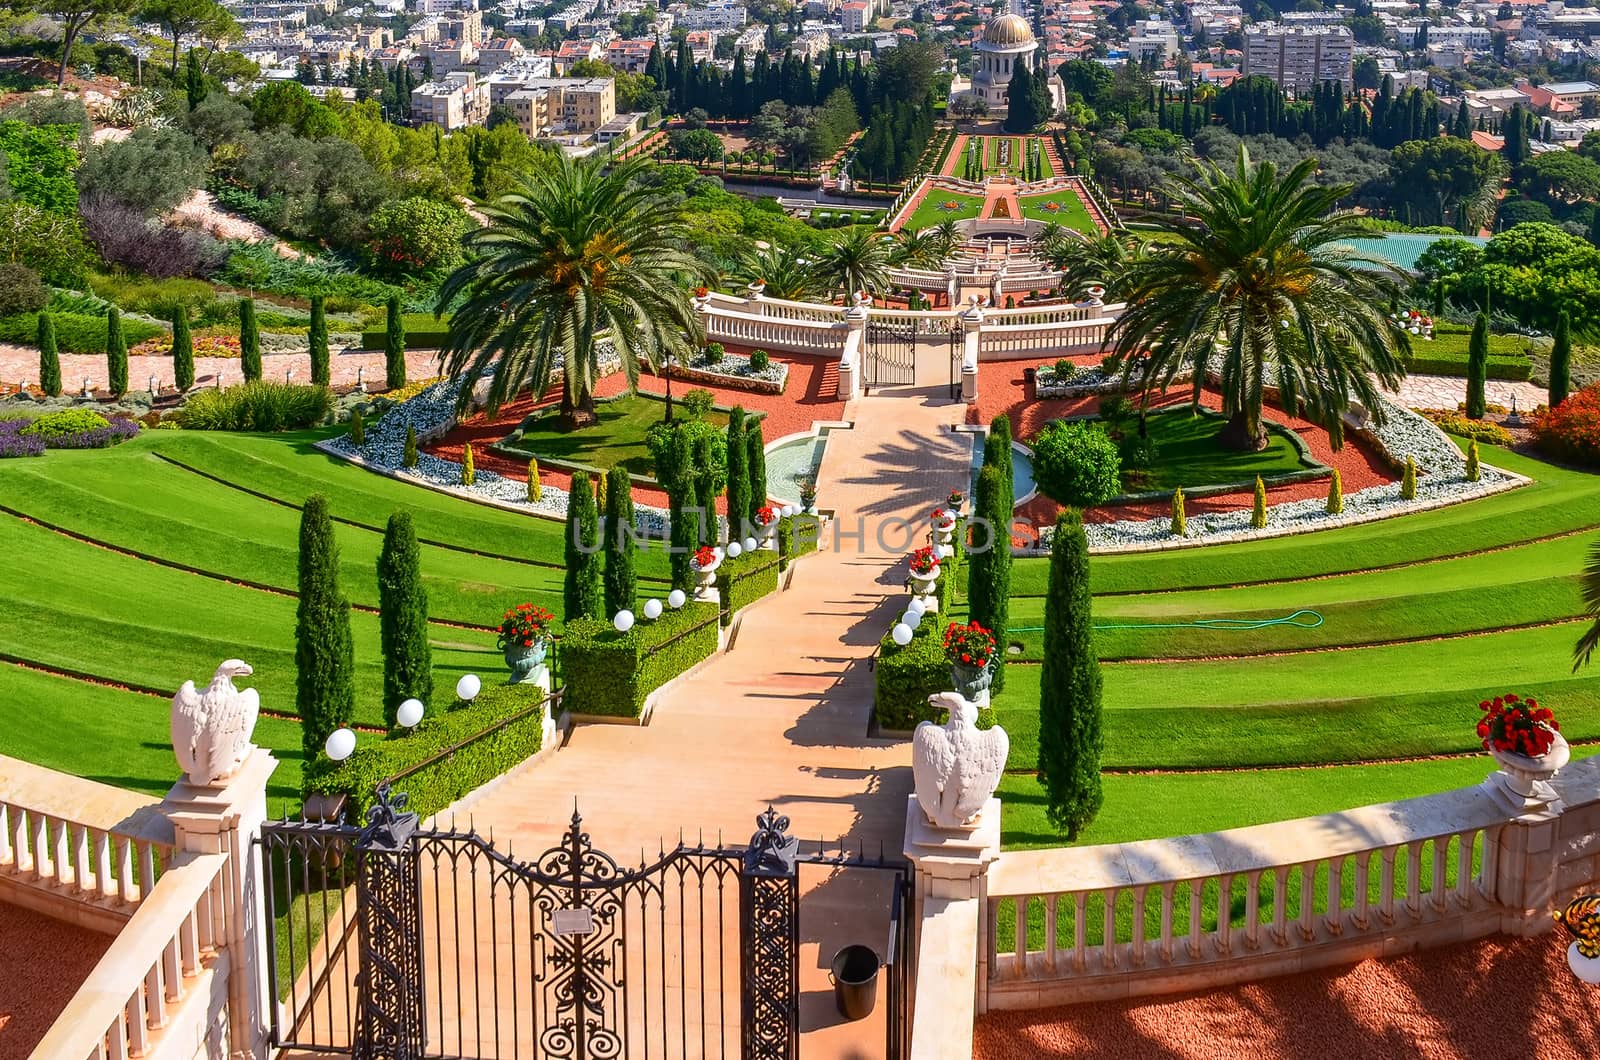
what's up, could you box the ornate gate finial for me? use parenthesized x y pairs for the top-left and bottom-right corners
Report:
(745, 806), (799, 876)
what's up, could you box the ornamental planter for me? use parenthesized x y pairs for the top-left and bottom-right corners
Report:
(757, 521), (779, 550)
(692, 554), (722, 601)
(1485, 730), (1570, 812)
(1570, 944), (1600, 985)
(908, 566), (941, 599)
(950, 660), (993, 701)
(504, 638), (549, 684)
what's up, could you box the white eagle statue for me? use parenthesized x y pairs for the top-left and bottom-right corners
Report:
(912, 691), (1009, 830)
(171, 660), (260, 787)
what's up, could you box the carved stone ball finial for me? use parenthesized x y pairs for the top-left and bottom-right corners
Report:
(171, 659), (261, 788)
(911, 691), (1009, 830)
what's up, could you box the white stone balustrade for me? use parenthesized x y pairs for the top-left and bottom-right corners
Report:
(0, 757), (174, 928)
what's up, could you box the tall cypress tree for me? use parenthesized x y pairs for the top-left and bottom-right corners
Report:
(1037, 509), (1104, 840)
(296, 495), (355, 759)
(106, 306), (127, 397)
(239, 297), (261, 382)
(185, 47), (207, 110)
(563, 471), (603, 621)
(1551, 310), (1573, 408)
(37, 313), (60, 396)
(725, 407), (748, 541)
(1466, 312), (1490, 419)
(968, 464), (1012, 693)
(667, 427), (697, 591)
(745, 424), (767, 527)
(603, 466), (636, 616)
(309, 294), (330, 387)
(987, 413), (1014, 516)
(384, 294), (406, 390)
(377, 511), (431, 729)
(171, 306), (194, 391)
(694, 433), (717, 546)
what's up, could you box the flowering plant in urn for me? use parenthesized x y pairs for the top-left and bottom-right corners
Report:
(497, 603), (553, 682)
(930, 506), (957, 529)
(755, 505), (778, 527)
(1478, 693), (1559, 757)
(691, 545), (719, 570)
(943, 621), (996, 670)
(947, 490), (964, 510)
(907, 546), (939, 576)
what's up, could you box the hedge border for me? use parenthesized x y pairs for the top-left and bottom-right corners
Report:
(560, 601), (720, 720)
(777, 513), (822, 572)
(716, 548), (781, 627)
(301, 682), (549, 821)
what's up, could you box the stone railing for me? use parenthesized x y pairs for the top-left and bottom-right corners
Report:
(702, 306), (849, 353)
(32, 849), (232, 1060)
(976, 317), (1115, 358)
(980, 754), (1600, 1012)
(0, 757), (175, 930)
(982, 302), (1122, 326)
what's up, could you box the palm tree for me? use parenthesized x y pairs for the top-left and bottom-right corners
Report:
(736, 241), (822, 302)
(1035, 226), (1147, 302)
(891, 227), (944, 269)
(437, 154), (711, 427)
(1576, 546), (1600, 670)
(817, 225), (893, 300)
(931, 218), (963, 259)
(1108, 146), (1410, 452)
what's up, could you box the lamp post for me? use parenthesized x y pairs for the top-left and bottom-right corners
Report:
(663, 352), (676, 423)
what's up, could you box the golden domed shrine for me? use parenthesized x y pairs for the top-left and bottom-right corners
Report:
(970, 10), (1040, 112)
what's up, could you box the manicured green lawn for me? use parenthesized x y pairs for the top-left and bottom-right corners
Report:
(903, 190), (985, 231)
(500, 394), (728, 480)
(1112, 407), (1314, 493)
(1017, 190), (1097, 234)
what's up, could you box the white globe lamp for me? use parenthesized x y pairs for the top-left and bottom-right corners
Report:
(643, 598), (663, 620)
(668, 589), (687, 609)
(891, 623), (914, 646)
(325, 727), (357, 762)
(727, 541), (743, 558)
(396, 698), (425, 729)
(614, 609), (635, 632)
(456, 673), (481, 701)
(743, 536), (758, 552)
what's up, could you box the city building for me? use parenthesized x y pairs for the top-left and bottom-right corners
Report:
(840, 0), (872, 33)
(968, 10), (1038, 112)
(505, 75), (616, 137)
(476, 36), (526, 73)
(411, 69), (490, 129)
(1241, 24), (1353, 92)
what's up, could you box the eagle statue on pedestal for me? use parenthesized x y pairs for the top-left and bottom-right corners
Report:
(171, 660), (260, 787)
(912, 691), (1009, 830)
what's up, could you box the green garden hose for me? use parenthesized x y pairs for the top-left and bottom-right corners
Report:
(1007, 609), (1325, 634)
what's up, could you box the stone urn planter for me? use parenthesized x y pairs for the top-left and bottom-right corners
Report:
(951, 660), (993, 701)
(691, 551), (722, 601)
(908, 565), (941, 602)
(1489, 730), (1570, 798)
(931, 510), (958, 546)
(1569, 943), (1600, 984)
(504, 638), (548, 684)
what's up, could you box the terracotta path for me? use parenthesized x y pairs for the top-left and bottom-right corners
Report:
(0, 902), (110, 1060)
(452, 380), (973, 1058)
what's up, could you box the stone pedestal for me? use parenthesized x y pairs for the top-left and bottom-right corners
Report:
(163, 747), (279, 1060)
(904, 795), (1001, 901)
(904, 795), (1001, 1035)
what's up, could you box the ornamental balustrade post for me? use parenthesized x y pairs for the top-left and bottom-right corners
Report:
(352, 785), (425, 1060)
(958, 297), (984, 404)
(740, 806), (800, 1060)
(747, 280), (767, 317)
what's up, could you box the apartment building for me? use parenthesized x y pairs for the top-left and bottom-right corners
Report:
(439, 9), (484, 45)
(504, 76), (616, 137)
(1242, 24), (1353, 92)
(605, 37), (656, 71)
(411, 70), (491, 130)
(421, 37), (477, 75)
(476, 37), (526, 73)
(675, 0), (746, 31)
(840, 0), (871, 34)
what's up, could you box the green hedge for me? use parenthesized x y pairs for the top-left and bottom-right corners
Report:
(875, 622), (951, 731)
(716, 548), (781, 627)
(1405, 352), (1533, 382)
(361, 313), (451, 350)
(301, 683), (548, 821)
(0, 311), (164, 354)
(777, 513), (821, 571)
(561, 601), (720, 719)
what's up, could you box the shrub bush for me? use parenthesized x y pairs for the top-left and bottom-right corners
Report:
(874, 621), (949, 731)
(0, 264), (47, 316)
(560, 602), (720, 719)
(704, 342), (725, 364)
(1419, 410), (1513, 446)
(777, 513), (821, 571)
(716, 548), (780, 627)
(302, 682), (549, 821)
(1053, 358), (1075, 379)
(0, 310), (163, 354)
(1031, 421), (1122, 508)
(1533, 382), (1600, 466)
(178, 381), (333, 431)
(0, 420), (45, 458)
(361, 312), (451, 351)
(680, 388), (715, 419)
(749, 348), (770, 372)
(12, 409), (137, 450)
(20, 408), (109, 439)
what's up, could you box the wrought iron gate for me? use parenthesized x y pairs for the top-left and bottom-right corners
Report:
(948, 326), (962, 400)
(259, 789), (913, 1060)
(864, 319), (918, 389)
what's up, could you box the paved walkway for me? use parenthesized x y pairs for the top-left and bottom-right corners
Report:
(0, 902), (110, 1060)
(1385, 372), (1546, 413)
(451, 380), (972, 1058)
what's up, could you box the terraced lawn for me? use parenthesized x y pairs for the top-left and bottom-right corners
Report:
(903, 190), (985, 231)
(1016, 190), (1098, 234)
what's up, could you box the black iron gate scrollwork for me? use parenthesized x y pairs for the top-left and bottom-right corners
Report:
(865, 318), (919, 389)
(260, 793), (913, 1060)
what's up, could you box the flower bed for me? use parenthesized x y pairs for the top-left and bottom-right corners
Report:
(667, 348), (788, 395)
(0, 409), (139, 456)
(131, 334), (243, 358)
(1419, 410), (1515, 447)
(1533, 383), (1600, 467)
(1035, 364), (1193, 399)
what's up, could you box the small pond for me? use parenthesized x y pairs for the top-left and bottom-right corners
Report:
(766, 429), (831, 504)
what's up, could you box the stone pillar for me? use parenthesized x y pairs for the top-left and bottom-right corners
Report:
(746, 280), (766, 317)
(903, 795), (1001, 1049)
(959, 298), (984, 405)
(163, 747), (279, 1060)
(839, 294), (869, 400)
(692, 288), (713, 348)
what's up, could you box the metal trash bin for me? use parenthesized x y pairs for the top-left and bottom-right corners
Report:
(830, 944), (880, 1021)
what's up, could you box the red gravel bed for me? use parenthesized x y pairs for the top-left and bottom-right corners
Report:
(973, 932), (1600, 1060)
(970, 357), (1398, 535)
(0, 902), (111, 1060)
(423, 351), (845, 511)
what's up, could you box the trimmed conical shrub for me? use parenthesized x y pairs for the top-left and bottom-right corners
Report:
(603, 465), (636, 617)
(1326, 469), (1343, 514)
(171, 307), (194, 391)
(694, 432), (716, 546)
(309, 294), (329, 387)
(989, 413), (1014, 502)
(37, 313), (60, 396)
(1465, 313), (1489, 420)
(460, 443), (475, 485)
(296, 495), (355, 759)
(1551, 310), (1572, 409)
(1466, 440), (1481, 482)
(564, 470), (603, 621)
(349, 408), (364, 445)
(1400, 455), (1417, 500)
(240, 297), (261, 382)
(968, 464), (1011, 693)
(666, 427), (697, 591)
(1170, 487), (1186, 536)
(1037, 509), (1104, 840)
(377, 511), (431, 729)
(1251, 475), (1267, 529)
(725, 407), (747, 541)
(746, 424), (767, 524)
(528, 458), (542, 501)
(384, 294), (406, 390)
(106, 306), (127, 397)
(403, 426), (417, 467)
